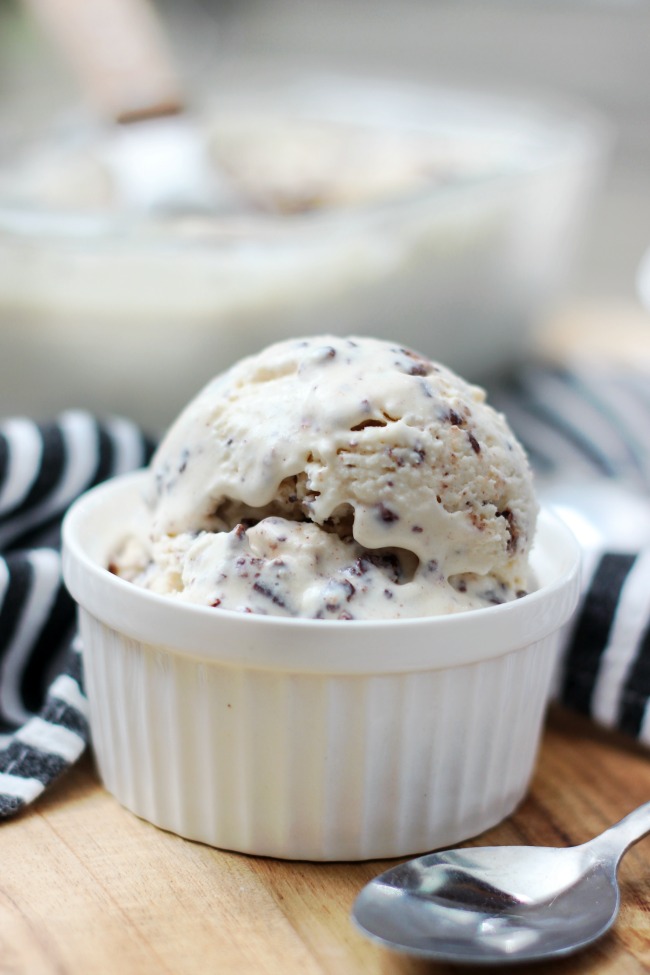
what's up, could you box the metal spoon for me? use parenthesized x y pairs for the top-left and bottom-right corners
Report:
(352, 802), (650, 964)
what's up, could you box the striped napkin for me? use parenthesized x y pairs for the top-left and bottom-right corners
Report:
(0, 412), (153, 817)
(489, 362), (650, 740)
(1, 360), (649, 818)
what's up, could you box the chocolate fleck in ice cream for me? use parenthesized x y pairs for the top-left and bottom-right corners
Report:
(113, 335), (538, 618)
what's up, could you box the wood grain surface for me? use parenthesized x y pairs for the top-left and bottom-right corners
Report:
(0, 704), (649, 975)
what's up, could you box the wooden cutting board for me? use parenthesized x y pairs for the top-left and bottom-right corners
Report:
(0, 704), (649, 975)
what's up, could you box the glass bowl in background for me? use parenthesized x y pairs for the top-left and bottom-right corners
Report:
(0, 73), (607, 433)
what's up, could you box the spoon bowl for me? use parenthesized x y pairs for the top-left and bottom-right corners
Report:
(352, 802), (650, 964)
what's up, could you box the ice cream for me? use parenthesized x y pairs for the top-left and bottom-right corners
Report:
(113, 335), (538, 619)
(0, 110), (506, 215)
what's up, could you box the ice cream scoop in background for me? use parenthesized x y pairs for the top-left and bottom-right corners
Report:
(113, 334), (538, 620)
(20, 0), (243, 214)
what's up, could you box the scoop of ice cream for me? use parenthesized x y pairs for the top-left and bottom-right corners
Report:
(115, 335), (538, 618)
(1, 114), (492, 215)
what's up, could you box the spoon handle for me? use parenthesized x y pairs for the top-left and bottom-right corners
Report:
(589, 801), (650, 861)
(23, 0), (183, 123)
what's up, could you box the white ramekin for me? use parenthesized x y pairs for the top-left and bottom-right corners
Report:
(62, 471), (581, 861)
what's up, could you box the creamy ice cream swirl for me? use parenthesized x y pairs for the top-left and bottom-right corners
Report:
(115, 335), (537, 618)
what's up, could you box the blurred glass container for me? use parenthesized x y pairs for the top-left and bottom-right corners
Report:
(0, 73), (606, 433)
(637, 245), (650, 313)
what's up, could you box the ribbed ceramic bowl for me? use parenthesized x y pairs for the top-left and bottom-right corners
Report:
(62, 471), (580, 861)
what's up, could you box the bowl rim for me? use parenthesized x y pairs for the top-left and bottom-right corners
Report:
(62, 470), (582, 675)
(0, 73), (608, 250)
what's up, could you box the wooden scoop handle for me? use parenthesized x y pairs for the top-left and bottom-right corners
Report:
(23, 0), (184, 123)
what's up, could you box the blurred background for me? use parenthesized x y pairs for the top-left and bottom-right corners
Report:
(0, 0), (649, 431)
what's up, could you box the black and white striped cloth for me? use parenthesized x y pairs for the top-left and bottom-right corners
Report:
(488, 362), (650, 492)
(0, 411), (153, 817)
(1, 361), (650, 819)
(489, 361), (650, 740)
